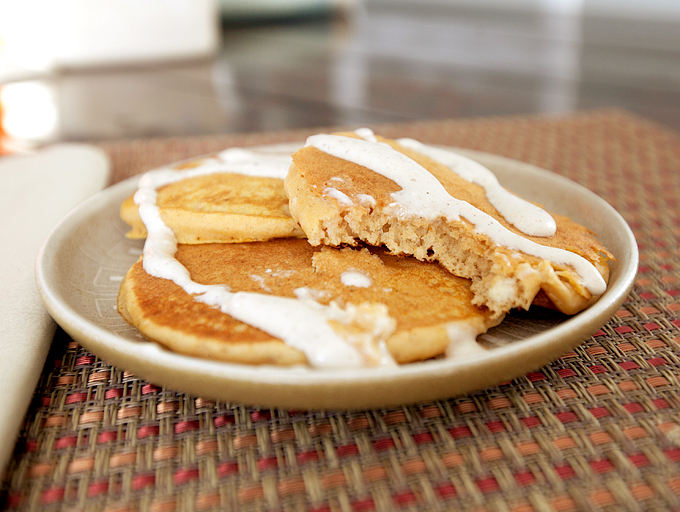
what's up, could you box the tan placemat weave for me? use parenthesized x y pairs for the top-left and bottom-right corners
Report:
(3, 109), (680, 511)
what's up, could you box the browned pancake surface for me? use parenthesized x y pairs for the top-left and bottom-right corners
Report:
(118, 239), (499, 365)
(121, 172), (303, 243)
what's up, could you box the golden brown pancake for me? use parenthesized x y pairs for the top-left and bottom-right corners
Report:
(117, 239), (501, 366)
(121, 171), (303, 243)
(284, 132), (612, 317)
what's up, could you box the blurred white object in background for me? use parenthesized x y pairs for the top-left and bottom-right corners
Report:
(0, 81), (59, 141)
(0, 1), (58, 81)
(55, 0), (220, 67)
(0, 0), (220, 78)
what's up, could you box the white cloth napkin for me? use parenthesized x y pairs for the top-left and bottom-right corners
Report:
(0, 144), (110, 476)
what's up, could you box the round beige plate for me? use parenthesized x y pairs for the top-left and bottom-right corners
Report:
(37, 145), (638, 409)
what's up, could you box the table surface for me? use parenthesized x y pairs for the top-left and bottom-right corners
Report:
(1, 108), (679, 511)
(2, 1), (680, 151)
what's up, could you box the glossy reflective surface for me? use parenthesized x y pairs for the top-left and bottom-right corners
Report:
(2, 1), (679, 145)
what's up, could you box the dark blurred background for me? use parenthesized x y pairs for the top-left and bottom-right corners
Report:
(1, 0), (679, 149)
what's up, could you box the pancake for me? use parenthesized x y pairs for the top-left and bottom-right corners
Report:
(121, 151), (304, 243)
(117, 239), (501, 366)
(118, 130), (612, 369)
(284, 132), (613, 317)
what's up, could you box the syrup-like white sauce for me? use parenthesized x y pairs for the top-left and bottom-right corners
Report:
(396, 138), (557, 237)
(324, 187), (353, 206)
(354, 127), (378, 142)
(265, 268), (297, 278)
(134, 150), (397, 369)
(134, 150), (292, 197)
(340, 303), (397, 367)
(445, 323), (487, 359)
(217, 148), (292, 178)
(249, 274), (272, 293)
(356, 194), (376, 206)
(306, 134), (605, 295)
(294, 287), (328, 301)
(133, 131), (605, 368)
(341, 270), (372, 288)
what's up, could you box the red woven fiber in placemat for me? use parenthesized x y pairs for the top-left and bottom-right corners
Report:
(2, 109), (680, 511)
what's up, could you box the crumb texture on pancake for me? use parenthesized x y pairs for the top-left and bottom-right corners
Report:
(121, 172), (304, 243)
(118, 240), (500, 365)
(284, 133), (612, 317)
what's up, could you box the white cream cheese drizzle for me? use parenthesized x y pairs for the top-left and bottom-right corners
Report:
(445, 323), (488, 359)
(341, 270), (373, 288)
(306, 134), (606, 295)
(354, 127), (378, 142)
(217, 148), (292, 178)
(323, 187), (353, 206)
(134, 149), (397, 369)
(395, 138), (557, 237)
(356, 194), (376, 206)
(132, 132), (601, 368)
(249, 274), (272, 293)
(135, 149), (292, 195)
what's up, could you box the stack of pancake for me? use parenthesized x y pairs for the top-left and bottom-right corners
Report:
(117, 132), (612, 368)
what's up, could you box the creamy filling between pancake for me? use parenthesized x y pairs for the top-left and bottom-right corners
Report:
(305, 133), (606, 296)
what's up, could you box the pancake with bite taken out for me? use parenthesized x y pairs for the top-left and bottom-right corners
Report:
(284, 132), (612, 318)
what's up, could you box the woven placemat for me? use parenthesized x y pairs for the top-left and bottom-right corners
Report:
(3, 109), (680, 511)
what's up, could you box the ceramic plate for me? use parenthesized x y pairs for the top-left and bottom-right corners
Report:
(37, 145), (638, 409)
